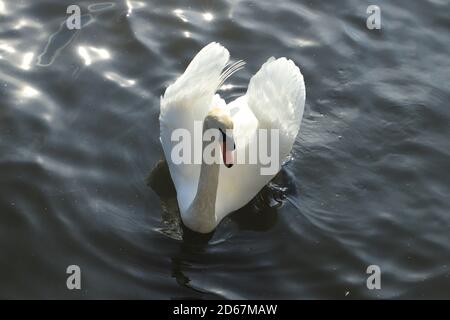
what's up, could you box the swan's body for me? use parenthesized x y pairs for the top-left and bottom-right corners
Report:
(159, 42), (305, 233)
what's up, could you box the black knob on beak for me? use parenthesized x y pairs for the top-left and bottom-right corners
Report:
(219, 128), (235, 168)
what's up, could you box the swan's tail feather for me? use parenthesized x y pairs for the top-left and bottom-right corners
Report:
(218, 60), (246, 90)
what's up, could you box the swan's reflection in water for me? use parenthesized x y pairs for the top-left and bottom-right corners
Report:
(147, 159), (293, 297)
(170, 229), (219, 299)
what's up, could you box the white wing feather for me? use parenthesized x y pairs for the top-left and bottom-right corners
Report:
(246, 57), (306, 160)
(160, 42), (229, 212)
(215, 57), (305, 222)
(160, 42), (229, 130)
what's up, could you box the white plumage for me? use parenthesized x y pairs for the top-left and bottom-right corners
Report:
(160, 42), (305, 232)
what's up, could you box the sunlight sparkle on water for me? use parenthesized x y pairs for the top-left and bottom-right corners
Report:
(173, 9), (188, 22)
(0, 43), (15, 53)
(0, 1), (6, 15)
(126, 0), (132, 17)
(220, 84), (234, 91)
(104, 72), (136, 87)
(203, 12), (214, 22)
(78, 46), (111, 66)
(21, 86), (39, 98)
(20, 52), (34, 70)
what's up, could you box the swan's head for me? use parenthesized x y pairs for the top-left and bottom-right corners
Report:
(204, 108), (235, 168)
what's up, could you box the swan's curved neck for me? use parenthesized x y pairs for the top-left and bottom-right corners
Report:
(184, 128), (220, 233)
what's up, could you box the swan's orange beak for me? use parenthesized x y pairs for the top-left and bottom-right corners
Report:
(220, 129), (235, 168)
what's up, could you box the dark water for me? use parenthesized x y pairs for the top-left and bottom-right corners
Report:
(1, 0), (449, 299)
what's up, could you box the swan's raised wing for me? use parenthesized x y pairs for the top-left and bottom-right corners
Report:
(160, 42), (230, 132)
(215, 58), (305, 222)
(246, 57), (306, 161)
(160, 42), (230, 212)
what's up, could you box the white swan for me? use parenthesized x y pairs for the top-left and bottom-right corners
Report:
(159, 42), (305, 233)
